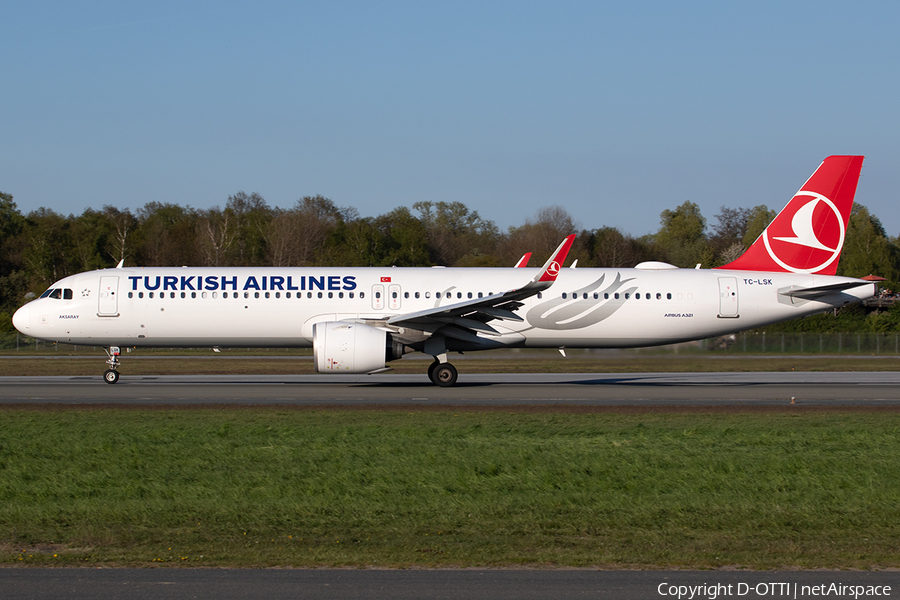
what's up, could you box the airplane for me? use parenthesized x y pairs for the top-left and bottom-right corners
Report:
(11, 155), (876, 387)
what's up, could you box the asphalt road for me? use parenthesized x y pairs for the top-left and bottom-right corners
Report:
(2, 371), (900, 406)
(1, 569), (897, 600)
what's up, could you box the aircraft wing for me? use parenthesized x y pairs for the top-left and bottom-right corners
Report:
(385, 235), (574, 342)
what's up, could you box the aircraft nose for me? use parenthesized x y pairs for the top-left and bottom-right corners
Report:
(12, 304), (30, 333)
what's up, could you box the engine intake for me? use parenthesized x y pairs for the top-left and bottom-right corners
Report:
(313, 322), (403, 374)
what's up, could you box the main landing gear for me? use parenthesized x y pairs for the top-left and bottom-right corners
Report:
(427, 359), (458, 387)
(103, 346), (121, 384)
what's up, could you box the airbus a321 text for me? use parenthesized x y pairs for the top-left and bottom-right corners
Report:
(12, 156), (876, 386)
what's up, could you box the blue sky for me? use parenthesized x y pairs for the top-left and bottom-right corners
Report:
(2, 1), (898, 237)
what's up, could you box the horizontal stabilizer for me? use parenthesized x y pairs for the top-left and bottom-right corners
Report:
(778, 280), (871, 301)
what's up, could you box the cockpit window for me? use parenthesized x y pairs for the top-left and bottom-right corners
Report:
(39, 288), (72, 300)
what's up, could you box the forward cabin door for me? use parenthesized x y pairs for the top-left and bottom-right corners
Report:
(388, 284), (402, 310)
(371, 284), (385, 310)
(98, 276), (120, 316)
(717, 277), (739, 318)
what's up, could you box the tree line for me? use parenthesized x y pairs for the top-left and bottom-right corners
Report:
(2, 190), (899, 332)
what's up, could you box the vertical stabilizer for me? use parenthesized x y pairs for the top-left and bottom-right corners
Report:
(716, 155), (863, 275)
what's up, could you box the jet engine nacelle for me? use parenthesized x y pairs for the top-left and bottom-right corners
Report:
(313, 322), (403, 374)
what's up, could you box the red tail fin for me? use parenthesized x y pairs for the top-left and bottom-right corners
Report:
(716, 155), (864, 275)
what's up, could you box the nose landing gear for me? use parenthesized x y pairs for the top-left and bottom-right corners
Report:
(104, 346), (121, 384)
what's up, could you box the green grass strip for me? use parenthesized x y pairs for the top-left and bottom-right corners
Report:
(2, 409), (899, 568)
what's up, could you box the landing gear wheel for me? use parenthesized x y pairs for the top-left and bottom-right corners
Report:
(103, 369), (120, 384)
(427, 360), (439, 382)
(431, 363), (458, 387)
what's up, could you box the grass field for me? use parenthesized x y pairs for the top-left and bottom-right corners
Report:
(2, 408), (899, 569)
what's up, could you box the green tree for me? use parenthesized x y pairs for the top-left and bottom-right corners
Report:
(652, 201), (713, 268)
(742, 205), (777, 248)
(0, 192), (26, 276)
(413, 201), (499, 266)
(837, 204), (899, 281)
(373, 207), (431, 266)
(21, 208), (73, 287)
(266, 196), (344, 266)
(505, 206), (579, 266)
(0, 192), (28, 322)
(70, 208), (116, 272)
(135, 203), (199, 266)
(225, 192), (271, 266)
(589, 226), (650, 268)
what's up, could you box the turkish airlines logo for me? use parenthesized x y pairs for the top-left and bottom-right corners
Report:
(762, 192), (844, 274)
(546, 261), (561, 277)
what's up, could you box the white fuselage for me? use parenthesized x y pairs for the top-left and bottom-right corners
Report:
(12, 266), (876, 350)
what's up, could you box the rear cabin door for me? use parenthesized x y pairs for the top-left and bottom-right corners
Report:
(717, 277), (739, 318)
(98, 276), (120, 316)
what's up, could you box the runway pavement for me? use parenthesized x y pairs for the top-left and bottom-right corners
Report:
(1, 568), (897, 600)
(2, 371), (900, 405)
